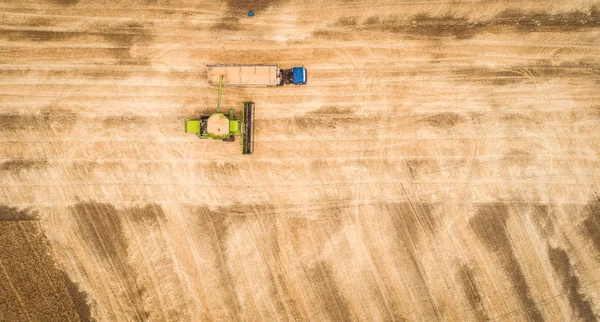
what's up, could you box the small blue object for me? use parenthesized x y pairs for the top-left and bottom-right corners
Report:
(248, 11), (254, 17)
(292, 67), (307, 85)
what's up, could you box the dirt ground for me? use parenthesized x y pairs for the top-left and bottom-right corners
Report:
(1, 0), (599, 321)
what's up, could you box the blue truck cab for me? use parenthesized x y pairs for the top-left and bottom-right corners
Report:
(280, 67), (307, 85)
(292, 67), (307, 85)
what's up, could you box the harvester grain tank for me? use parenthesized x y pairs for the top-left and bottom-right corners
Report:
(207, 65), (307, 86)
(185, 76), (254, 154)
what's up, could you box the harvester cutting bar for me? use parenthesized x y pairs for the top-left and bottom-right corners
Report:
(243, 101), (254, 154)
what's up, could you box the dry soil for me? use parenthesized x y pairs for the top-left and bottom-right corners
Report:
(1, 0), (599, 321)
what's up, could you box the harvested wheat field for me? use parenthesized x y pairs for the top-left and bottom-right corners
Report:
(1, 0), (600, 321)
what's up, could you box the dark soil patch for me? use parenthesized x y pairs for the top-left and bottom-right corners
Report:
(470, 203), (544, 322)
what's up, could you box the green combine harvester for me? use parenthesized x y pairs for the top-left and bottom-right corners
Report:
(185, 75), (254, 154)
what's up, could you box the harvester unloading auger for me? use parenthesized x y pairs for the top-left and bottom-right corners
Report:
(185, 75), (254, 154)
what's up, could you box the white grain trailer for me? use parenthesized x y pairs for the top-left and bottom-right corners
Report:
(207, 65), (307, 86)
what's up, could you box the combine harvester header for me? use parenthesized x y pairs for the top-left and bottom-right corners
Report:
(207, 65), (307, 86)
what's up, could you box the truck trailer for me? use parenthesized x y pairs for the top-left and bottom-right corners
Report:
(207, 65), (307, 86)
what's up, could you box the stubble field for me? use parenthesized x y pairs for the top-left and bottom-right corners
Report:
(1, 0), (599, 321)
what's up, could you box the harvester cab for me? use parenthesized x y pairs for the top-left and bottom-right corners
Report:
(185, 75), (254, 154)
